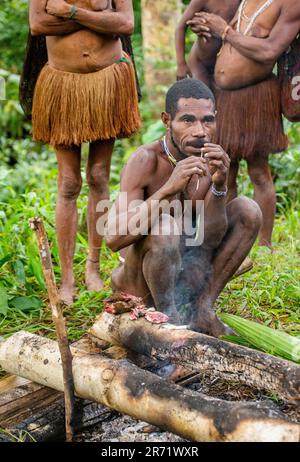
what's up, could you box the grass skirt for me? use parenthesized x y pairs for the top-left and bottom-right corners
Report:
(214, 75), (288, 160)
(32, 56), (141, 146)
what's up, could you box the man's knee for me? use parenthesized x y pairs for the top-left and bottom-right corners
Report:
(231, 196), (262, 233)
(59, 174), (82, 200)
(149, 214), (180, 244)
(143, 215), (180, 260)
(86, 164), (109, 193)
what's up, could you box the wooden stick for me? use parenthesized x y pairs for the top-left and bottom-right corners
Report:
(90, 312), (300, 402)
(29, 218), (75, 442)
(1, 331), (299, 442)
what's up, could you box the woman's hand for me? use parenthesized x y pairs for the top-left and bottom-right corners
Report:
(187, 13), (229, 39)
(46, 0), (71, 18)
(176, 62), (192, 81)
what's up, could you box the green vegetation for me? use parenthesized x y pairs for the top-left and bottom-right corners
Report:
(220, 313), (300, 363)
(0, 1), (299, 382)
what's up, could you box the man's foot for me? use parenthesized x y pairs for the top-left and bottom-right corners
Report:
(190, 311), (235, 338)
(85, 259), (104, 292)
(231, 256), (254, 280)
(59, 283), (76, 306)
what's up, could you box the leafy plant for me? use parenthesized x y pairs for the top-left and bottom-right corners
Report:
(220, 313), (300, 363)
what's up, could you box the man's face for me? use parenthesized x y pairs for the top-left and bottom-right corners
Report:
(163, 97), (216, 157)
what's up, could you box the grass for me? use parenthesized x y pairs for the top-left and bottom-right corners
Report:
(218, 206), (300, 337)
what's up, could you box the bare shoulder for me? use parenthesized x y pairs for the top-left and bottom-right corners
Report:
(281, 0), (300, 17)
(121, 142), (159, 188)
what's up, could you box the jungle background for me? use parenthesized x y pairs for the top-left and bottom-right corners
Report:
(0, 0), (299, 375)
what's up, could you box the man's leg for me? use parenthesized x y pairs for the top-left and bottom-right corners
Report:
(86, 139), (114, 291)
(112, 214), (182, 323)
(227, 160), (239, 204)
(190, 197), (262, 336)
(55, 145), (82, 305)
(247, 155), (275, 247)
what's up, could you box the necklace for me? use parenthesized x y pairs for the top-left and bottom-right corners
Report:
(162, 136), (178, 167)
(237, 0), (274, 36)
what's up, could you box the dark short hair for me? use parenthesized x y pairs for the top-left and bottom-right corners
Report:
(166, 79), (215, 119)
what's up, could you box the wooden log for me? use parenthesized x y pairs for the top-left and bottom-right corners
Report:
(0, 331), (299, 442)
(5, 399), (116, 442)
(0, 337), (116, 440)
(0, 380), (62, 428)
(89, 313), (300, 402)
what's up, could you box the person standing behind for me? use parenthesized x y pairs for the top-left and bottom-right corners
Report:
(26, 0), (141, 304)
(187, 0), (300, 247)
(175, 0), (240, 84)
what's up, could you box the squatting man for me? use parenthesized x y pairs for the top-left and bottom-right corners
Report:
(104, 79), (262, 337)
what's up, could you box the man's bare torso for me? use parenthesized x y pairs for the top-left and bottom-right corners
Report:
(124, 141), (211, 208)
(215, 0), (282, 89)
(46, 0), (122, 73)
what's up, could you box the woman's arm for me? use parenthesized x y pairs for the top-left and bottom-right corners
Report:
(29, 0), (82, 36)
(189, 1), (300, 64)
(175, 0), (206, 78)
(46, 0), (134, 36)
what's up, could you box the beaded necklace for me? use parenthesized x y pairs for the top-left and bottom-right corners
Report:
(237, 0), (274, 36)
(162, 136), (178, 167)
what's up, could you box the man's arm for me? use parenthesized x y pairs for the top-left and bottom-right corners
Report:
(189, 2), (300, 64)
(175, 0), (206, 79)
(202, 144), (230, 249)
(225, 4), (300, 64)
(105, 149), (168, 252)
(105, 149), (208, 252)
(29, 0), (82, 36)
(46, 0), (134, 36)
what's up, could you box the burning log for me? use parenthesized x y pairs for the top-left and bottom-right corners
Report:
(90, 313), (300, 402)
(0, 331), (299, 442)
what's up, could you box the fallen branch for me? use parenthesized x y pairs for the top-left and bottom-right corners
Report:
(29, 218), (75, 442)
(0, 331), (299, 442)
(89, 313), (300, 402)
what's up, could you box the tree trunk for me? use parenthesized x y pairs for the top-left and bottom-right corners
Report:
(0, 331), (299, 442)
(90, 313), (300, 402)
(141, 0), (182, 115)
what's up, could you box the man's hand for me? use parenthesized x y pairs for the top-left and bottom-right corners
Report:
(162, 156), (208, 196)
(201, 144), (230, 189)
(46, 0), (71, 17)
(176, 62), (192, 81)
(187, 12), (229, 39)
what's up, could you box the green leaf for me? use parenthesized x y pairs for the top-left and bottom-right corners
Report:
(0, 254), (12, 268)
(9, 296), (42, 312)
(30, 259), (46, 290)
(13, 259), (26, 284)
(221, 335), (253, 348)
(0, 286), (8, 316)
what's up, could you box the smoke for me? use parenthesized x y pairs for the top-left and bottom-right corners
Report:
(173, 240), (214, 326)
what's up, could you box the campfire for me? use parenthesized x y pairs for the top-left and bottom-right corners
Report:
(0, 220), (299, 443)
(1, 300), (300, 442)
